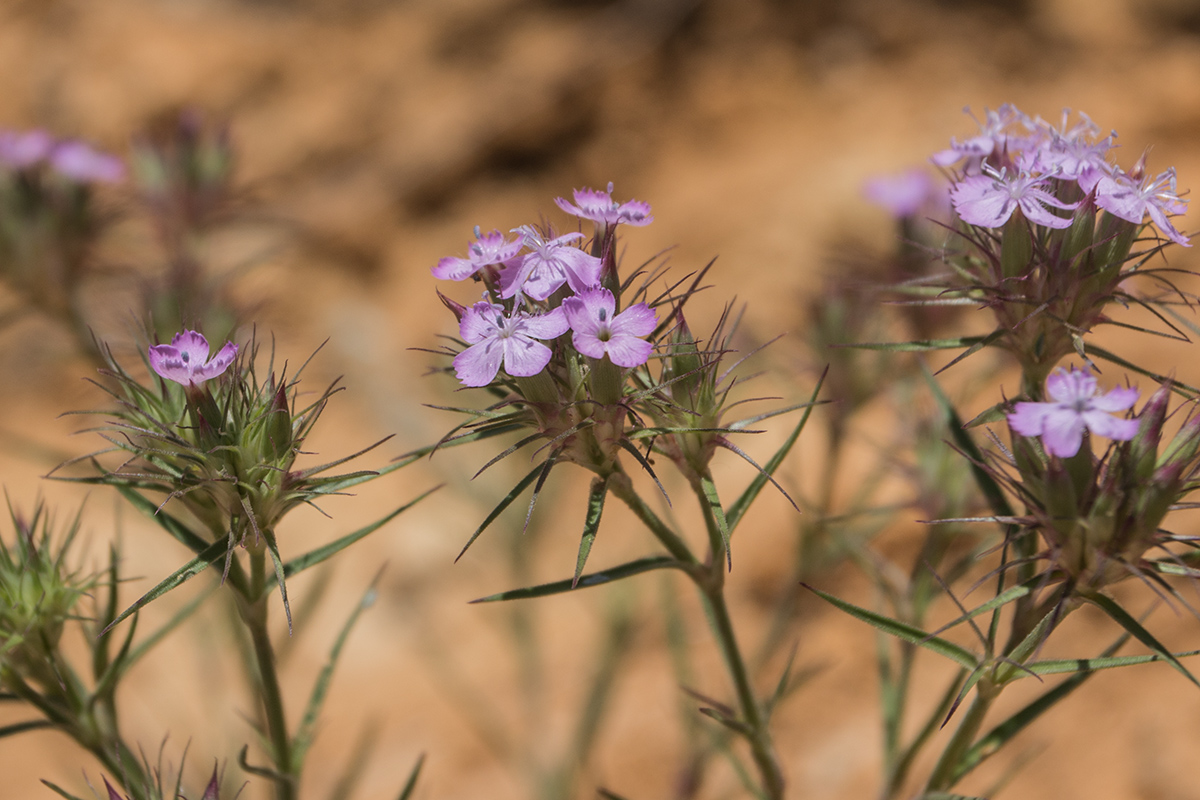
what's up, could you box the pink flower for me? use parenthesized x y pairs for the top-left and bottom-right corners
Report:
(931, 104), (1030, 168)
(862, 169), (939, 218)
(498, 227), (601, 301)
(432, 228), (524, 281)
(149, 330), (238, 387)
(562, 288), (656, 368)
(1095, 167), (1190, 247)
(1008, 367), (1139, 457)
(453, 301), (569, 387)
(0, 130), (53, 169)
(50, 141), (125, 183)
(951, 165), (1078, 229)
(555, 183), (653, 228)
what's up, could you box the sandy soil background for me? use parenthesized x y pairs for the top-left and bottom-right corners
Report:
(3, 0), (1200, 798)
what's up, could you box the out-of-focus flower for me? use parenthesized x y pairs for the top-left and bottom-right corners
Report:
(1096, 167), (1190, 247)
(951, 165), (1078, 229)
(432, 228), (524, 281)
(0, 130), (53, 169)
(563, 287), (656, 368)
(453, 300), (569, 386)
(49, 141), (126, 183)
(555, 183), (654, 227)
(1008, 366), (1139, 457)
(499, 227), (601, 300)
(148, 330), (238, 387)
(862, 169), (938, 218)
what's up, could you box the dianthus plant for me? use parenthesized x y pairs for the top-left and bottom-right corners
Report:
(822, 104), (1200, 799)
(53, 330), (429, 800)
(424, 184), (822, 799)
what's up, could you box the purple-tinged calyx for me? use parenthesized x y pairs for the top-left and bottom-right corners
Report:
(555, 183), (654, 227)
(149, 330), (238, 387)
(1095, 167), (1190, 247)
(432, 227), (525, 281)
(1008, 366), (1139, 458)
(498, 227), (601, 301)
(951, 163), (1078, 229)
(453, 300), (569, 387)
(562, 287), (657, 368)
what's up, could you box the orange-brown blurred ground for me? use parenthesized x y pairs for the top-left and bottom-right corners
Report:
(3, 0), (1200, 798)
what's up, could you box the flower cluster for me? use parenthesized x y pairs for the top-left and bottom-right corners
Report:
(434, 185), (657, 391)
(912, 105), (1193, 393)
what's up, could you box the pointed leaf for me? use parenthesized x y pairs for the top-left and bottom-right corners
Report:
(574, 479), (610, 588)
(280, 487), (437, 582)
(470, 556), (684, 603)
(396, 753), (426, 800)
(728, 369), (824, 532)
(843, 335), (990, 352)
(294, 581), (379, 770)
(456, 465), (542, 562)
(1022, 648), (1200, 677)
(1079, 590), (1200, 687)
(103, 537), (230, 636)
(262, 528), (293, 635)
(0, 719), (53, 739)
(805, 584), (978, 670)
(699, 474), (731, 570)
(40, 781), (90, 800)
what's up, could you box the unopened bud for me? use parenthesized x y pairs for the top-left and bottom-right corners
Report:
(1000, 211), (1032, 279)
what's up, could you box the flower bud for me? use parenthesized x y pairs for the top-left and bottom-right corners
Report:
(1000, 210), (1032, 279)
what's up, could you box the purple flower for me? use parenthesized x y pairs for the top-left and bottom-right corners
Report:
(1095, 167), (1190, 247)
(931, 104), (1030, 168)
(951, 164), (1078, 229)
(0, 130), (53, 169)
(149, 330), (239, 387)
(453, 301), (569, 387)
(1008, 367), (1139, 457)
(862, 169), (938, 218)
(432, 228), (524, 281)
(49, 141), (125, 183)
(562, 288), (656, 368)
(555, 183), (654, 227)
(498, 227), (602, 301)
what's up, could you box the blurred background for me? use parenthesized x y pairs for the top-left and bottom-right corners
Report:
(3, 0), (1200, 798)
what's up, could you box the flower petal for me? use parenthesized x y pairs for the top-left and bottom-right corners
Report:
(193, 342), (238, 382)
(610, 303), (657, 338)
(1041, 409), (1086, 457)
(1008, 402), (1054, 436)
(432, 256), (478, 281)
(501, 336), (552, 377)
(1081, 409), (1139, 442)
(1089, 386), (1139, 413)
(454, 340), (504, 387)
(602, 335), (653, 368)
(148, 345), (193, 385)
(522, 307), (569, 339)
(171, 330), (211, 367)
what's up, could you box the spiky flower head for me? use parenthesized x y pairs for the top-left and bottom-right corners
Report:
(0, 502), (94, 686)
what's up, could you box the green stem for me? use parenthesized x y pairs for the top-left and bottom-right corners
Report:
(923, 683), (996, 793)
(242, 549), (296, 800)
(693, 480), (786, 800)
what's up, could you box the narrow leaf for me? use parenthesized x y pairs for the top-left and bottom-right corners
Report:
(470, 556), (684, 603)
(727, 369), (824, 532)
(263, 528), (293, 635)
(1080, 590), (1200, 687)
(0, 719), (53, 739)
(282, 487), (437, 582)
(699, 474), (731, 570)
(294, 580), (379, 770)
(102, 538), (230, 636)
(396, 753), (426, 800)
(843, 335), (989, 352)
(574, 479), (610, 588)
(804, 584), (978, 670)
(456, 465), (542, 562)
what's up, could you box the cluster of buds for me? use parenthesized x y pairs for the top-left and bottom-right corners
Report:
(0, 502), (94, 691)
(0, 129), (123, 324)
(65, 330), (382, 571)
(130, 111), (240, 346)
(931, 104), (1189, 393)
(433, 185), (774, 499)
(998, 366), (1200, 590)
